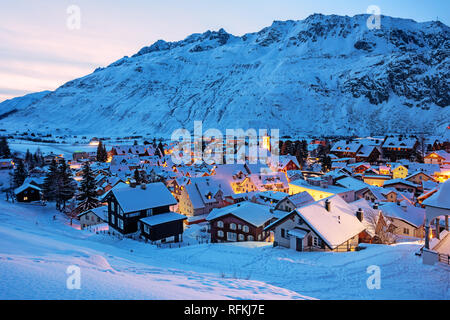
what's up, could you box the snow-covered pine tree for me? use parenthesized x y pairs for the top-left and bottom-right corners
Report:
(43, 159), (58, 201)
(12, 160), (27, 188)
(79, 162), (97, 204)
(0, 137), (11, 158)
(58, 160), (77, 210)
(96, 140), (108, 162)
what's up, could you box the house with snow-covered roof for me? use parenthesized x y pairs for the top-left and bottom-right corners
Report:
(207, 201), (280, 243)
(378, 202), (425, 238)
(14, 183), (42, 202)
(382, 136), (418, 161)
(77, 206), (108, 229)
(265, 195), (365, 252)
(105, 182), (185, 243)
(424, 150), (450, 166)
(274, 191), (315, 212)
(177, 176), (233, 221)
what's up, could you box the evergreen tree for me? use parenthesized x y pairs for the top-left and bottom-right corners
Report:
(96, 140), (108, 162)
(0, 137), (11, 158)
(43, 159), (59, 201)
(134, 169), (143, 184)
(79, 162), (97, 204)
(57, 160), (77, 210)
(34, 147), (44, 167)
(12, 160), (27, 188)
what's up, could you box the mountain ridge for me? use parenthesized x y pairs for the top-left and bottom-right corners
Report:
(1, 13), (449, 137)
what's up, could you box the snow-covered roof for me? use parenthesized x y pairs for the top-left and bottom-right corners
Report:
(331, 140), (362, 153)
(112, 183), (176, 213)
(14, 183), (42, 195)
(425, 150), (450, 162)
(295, 195), (366, 249)
(206, 201), (276, 227)
(382, 136), (417, 149)
(383, 178), (418, 188)
(379, 202), (425, 228)
(290, 179), (352, 194)
(423, 179), (450, 210)
(78, 206), (108, 221)
(336, 177), (369, 191)
(286, 191), (315, 208)
(140, 212), (186, 226)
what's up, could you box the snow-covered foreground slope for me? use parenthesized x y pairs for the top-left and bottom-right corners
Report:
(0, 14), (448, 137)
(0, 200), (448, 300)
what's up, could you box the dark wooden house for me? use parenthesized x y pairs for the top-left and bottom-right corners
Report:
(106, 182), (185, 243)
(206, 202), (275, 243)
(14, 183), (42, 202)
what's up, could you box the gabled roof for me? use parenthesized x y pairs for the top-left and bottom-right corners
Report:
(285, 191), (315, 208)
(331, 140), (362, 153)
(379, 202), (425, 228)
(383, 178), (418, 188)
(111, 182), (176, 213)
(382, 136), (417, 149)
(77, 206), (108, 221)
(207, 201), (276, 227)
(14, 183), (42, 195)
(294, 196), (366, 249)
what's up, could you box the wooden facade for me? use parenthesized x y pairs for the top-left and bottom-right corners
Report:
(209, 213), (271, 243)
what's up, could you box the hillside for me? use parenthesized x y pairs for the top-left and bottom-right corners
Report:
(0, 14), (448, 137)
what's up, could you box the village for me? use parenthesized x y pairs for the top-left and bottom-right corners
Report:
(1, 128), (450, 269)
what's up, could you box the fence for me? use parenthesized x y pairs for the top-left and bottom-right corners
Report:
(155, 239), (210, 249)
(438, 253), (450, 265)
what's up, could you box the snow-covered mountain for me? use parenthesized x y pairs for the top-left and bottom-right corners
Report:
(1, 14), (449, 137)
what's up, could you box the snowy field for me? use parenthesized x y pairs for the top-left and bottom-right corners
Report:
(0, 199), (448, 300)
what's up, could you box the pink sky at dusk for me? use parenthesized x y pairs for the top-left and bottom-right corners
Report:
(1, 0), (448, 102)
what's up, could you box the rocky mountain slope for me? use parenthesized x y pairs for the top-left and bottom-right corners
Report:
(0, 14), (448, 137)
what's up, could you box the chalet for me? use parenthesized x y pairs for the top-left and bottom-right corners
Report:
(424, 150), (450, 166)
(207, 202), (277, 243)
(383, 179), (418, 195)
(14, 183), (42, 202)
(355, 146), (381, 163)
(78, 206), (108, 229)
(330, 140), (362, 158)
(379, 202), (425, 238)
(139, 212), (187, 243)
(274, 192), (315, 212)
(106, 182), (181, 243)
(265, 195), (365, 252)
(0, 158), (13, 169)
(251, 190), (289, 208)
(289, 179), (355, 202)
(405, 171), (435, 186)
(267, 155), (300, 172)
(335, 176), (369, 199)
(178, 176), (232, 220)
(246, 172), (289, 193)
(382, 136), (418, 161)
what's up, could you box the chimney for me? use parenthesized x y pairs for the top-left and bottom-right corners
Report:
(356, 208), (364, 222)
(400, 203), (407, 212)
(373, 202), (379, 210)
(140, 183), (147, 190)
(325, 199), (331, 212)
